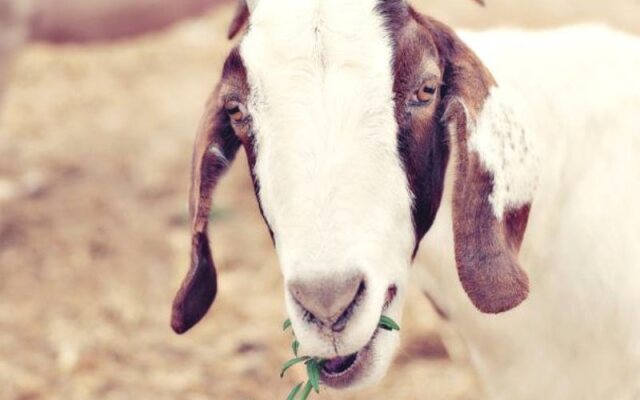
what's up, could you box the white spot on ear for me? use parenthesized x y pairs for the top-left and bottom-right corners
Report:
(469, 86), (539, 218)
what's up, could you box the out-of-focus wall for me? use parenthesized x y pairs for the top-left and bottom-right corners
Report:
(0, 0), (32, 103)
(1, 0), (231, 105)
(419, 0), (640, 34)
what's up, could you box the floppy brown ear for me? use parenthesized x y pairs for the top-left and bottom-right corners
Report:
(445, 100), (531, 313)
(171, 88), (241, 334)
(432, 19), (536, 313)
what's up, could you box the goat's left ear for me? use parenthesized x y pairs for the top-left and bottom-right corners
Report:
(434, 21), (538, 313)
(171, 86), (241, 334)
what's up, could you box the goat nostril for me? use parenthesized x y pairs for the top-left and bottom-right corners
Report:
(331, 279), (366, 331)
(330, 280), (365, 332)
(288, 274), (366, 329)
(331, 318), (348, 332)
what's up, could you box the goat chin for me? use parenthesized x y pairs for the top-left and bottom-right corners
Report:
(415, 25), (640, 400)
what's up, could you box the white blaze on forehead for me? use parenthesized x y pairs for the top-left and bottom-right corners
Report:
(469, 86), (539, 218)
(239, 0), (414, 359)
(239, 0), (414, 261)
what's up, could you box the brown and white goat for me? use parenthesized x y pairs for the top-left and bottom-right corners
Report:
(171, 0), (640, 398)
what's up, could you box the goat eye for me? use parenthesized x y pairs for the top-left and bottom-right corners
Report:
(224, 100), (245, 122)
(416, 83), (437, 103)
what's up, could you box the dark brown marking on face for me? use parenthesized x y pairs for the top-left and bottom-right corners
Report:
(243, 134), (276, 243)
(379, 1), (449, 253)
(379, 2), (531, 313)
(216, 49), (275, 243)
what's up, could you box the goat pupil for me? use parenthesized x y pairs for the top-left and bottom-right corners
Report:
(423, 86), (436, 94)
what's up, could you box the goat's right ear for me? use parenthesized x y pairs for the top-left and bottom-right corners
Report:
(171, 88), (241, 334)
(431, 19), (537, 314)
(443, 98), (532, 314)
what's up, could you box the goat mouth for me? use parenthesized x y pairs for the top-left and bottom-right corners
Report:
(322, 352), (359, 375)
(320, 285), (397, 388)
(319, 333), (375, 388)
(320, 285), (398, 389)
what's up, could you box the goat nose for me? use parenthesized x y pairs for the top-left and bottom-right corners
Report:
(288, 273), (365, 332)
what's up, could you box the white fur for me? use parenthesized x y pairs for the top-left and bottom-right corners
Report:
(417, 25), (640, 400)
(240, 0), (414, 387)
(246, 0), (259, 11)
(470, 86), (539, 218)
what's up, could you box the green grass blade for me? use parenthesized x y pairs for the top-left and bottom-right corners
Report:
(379, 315), (400, 331)
(299, 381), (314, 400)
(283, 319), (292, 331)
(292, 339), (300, 357)
(286, 382), (304, 400)
(280, 356), (310, 378)
(306, 360), (321, 393)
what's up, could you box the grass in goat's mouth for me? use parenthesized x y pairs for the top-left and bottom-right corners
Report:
(280, 316), (400, 400)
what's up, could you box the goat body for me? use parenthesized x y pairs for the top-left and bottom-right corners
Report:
(167, 0), (640, 396)
(416, 25), (640, 400)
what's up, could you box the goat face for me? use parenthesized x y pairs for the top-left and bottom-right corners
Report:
(171, 0), (537, 390)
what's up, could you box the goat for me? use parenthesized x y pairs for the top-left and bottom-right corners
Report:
(170, 0), (640, 398)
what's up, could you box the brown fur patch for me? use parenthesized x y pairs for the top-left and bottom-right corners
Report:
(383, 3), (530, 313)
(171, 48), (247, 334)
(381, 2), (449, 247)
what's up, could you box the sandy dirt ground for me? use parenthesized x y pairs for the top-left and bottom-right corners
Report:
(1, 1), (638, 399)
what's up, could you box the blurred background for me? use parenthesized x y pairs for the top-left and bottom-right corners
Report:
(0, 1), (638, 399)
